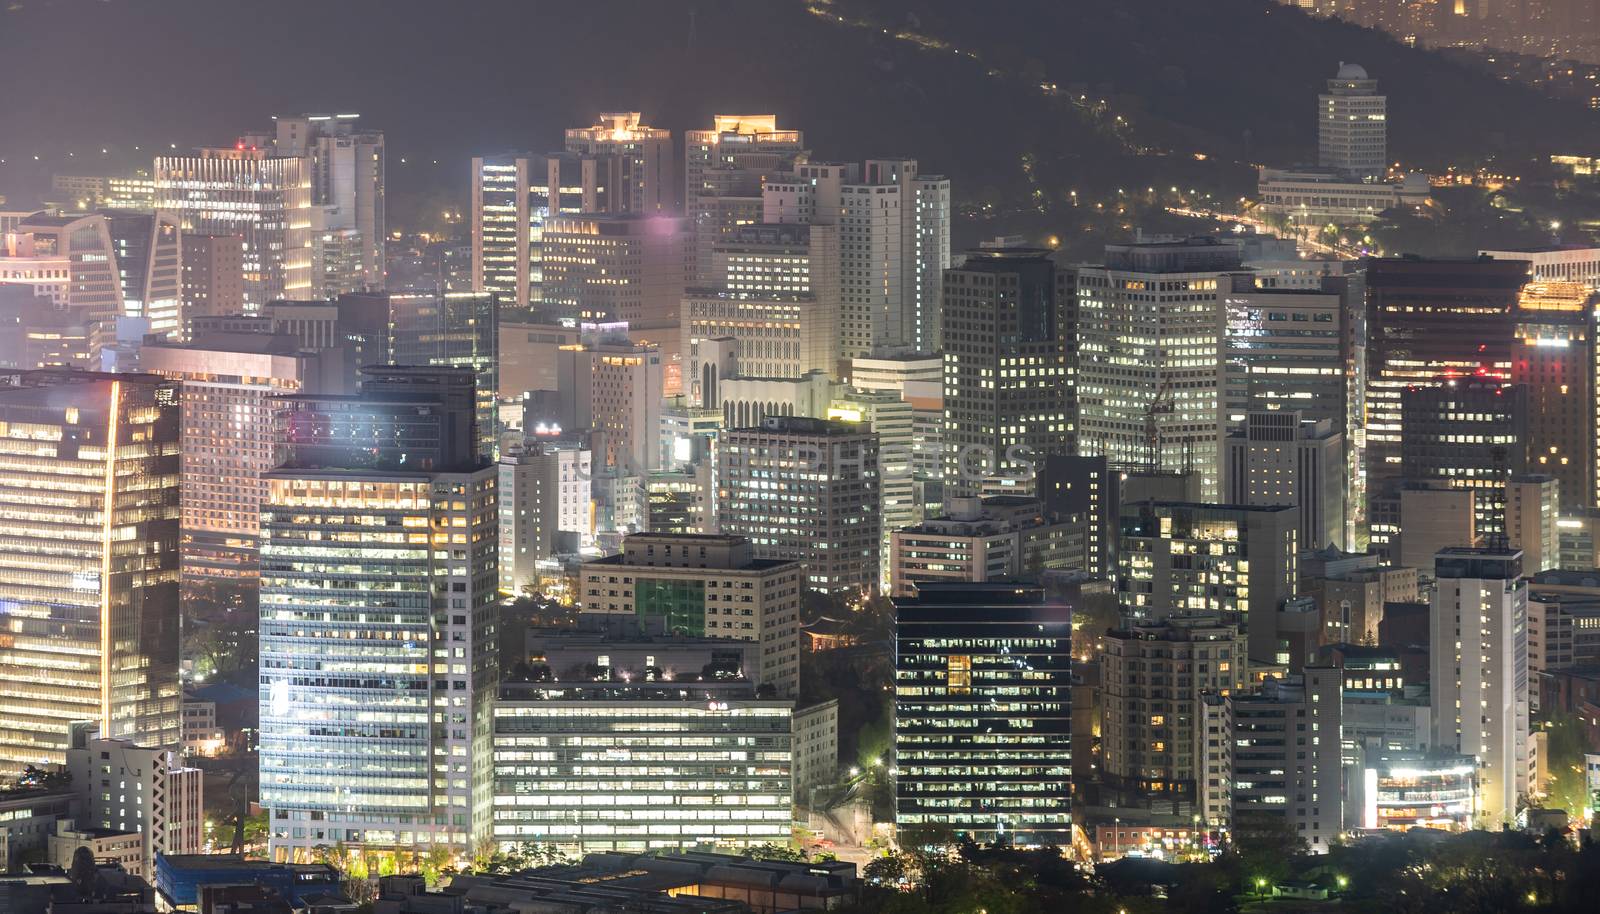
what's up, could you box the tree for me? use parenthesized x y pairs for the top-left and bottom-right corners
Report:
(420, 847), (454, 888)
(746, 842), (809, 862)
(1541, 712), (1593, 823)
(69, 846), (99, 899)
(1225, 811), (1307, 891)
(862, 852), (910, 885)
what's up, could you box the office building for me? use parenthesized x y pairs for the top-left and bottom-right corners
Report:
(555, 331), (664, 473)
(141, 333), (342, 582)
(271, 114), (385, 288)
(389, 291), (499, 462)
(564, 112), (674, 215)
(1365, 256), (1527, 489)
(719, 416), (880, 594)
(65, 727), (203, 879)
(493, 637), (792, 855)
(889, 496), (1081, 597)
(1507, 280), (1594, 510)
(1076, 238), (1243, 499)
(829, 386), (919, 570)
(1, 212), (125, 358)
(542, 214), (685, 324)
(0, 371), (181, 773)
(1256, 168), (1419, 225)
(1481, 245), (1600, 288)
(1401, 379), (1528, 542)
(717, 370), (834, 429)
(1224, 411), (1347, 551)
(1229, 669), (1343, 853)
(1317, 63), (1386, 177)
(498, 317), (580, 400)
(941, 246), (1074, 497)
(1507, 474), (1560, 573)
(894, 582), (1071, 846)
(1118, 501), (1299, 664)
(576, 534), (802, 697)
(103, 210), (182, 339)
(1220, 272), (1350, 432)
(497, 442), (592, 596)
(179, 232), (245, 326)
(154, 147), (312, 310)
(1100, 613), (1247, 804)
(1429, 547), (1529, 826)
(259, 367), (497, 861)
(683, 115), (809, 285)
(1312, 565), (1419, 646)
(763, 160), (950, 355)
(1037, 455), (1120, 578)
(468, 152), (620, 309)
(683, 223), (840, 387)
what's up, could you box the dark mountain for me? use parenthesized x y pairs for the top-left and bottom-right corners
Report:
(0, 0), (1591, 248)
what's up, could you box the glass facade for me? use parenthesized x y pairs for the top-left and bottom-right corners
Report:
(493, 687), (792, 855)
(0, 372), (182, 773)
(893, 583), (1071, 847)
(259, 469), (498, 860)
(634, 578), (707, 636)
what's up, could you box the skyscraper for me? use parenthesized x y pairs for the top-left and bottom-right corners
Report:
(1224, 411), (1347, 551)
(894, 582), (1071, 846)
(540, 214), (685, 324)
(1317, 63), (1386, 177)
(1075, 238), (1243, 499)
(1118, 501), (1299, 664)
(1508, 281), (1594, 510)
(1429, 547), (1529, 826)
(1365, 256), (1526, 490)
(683, 115), (808, 285)
(103, 209), (182, 340)
(0, 371), (181, 773)
(271, 114), (386, 288)
(468, 152), (618, 310)
(497, 441), (592, 596)
(1229, 668), (1344, 853)
(180, 232), (245, 326)
(554, 331), (664, 474)
(141, 333), (343, 584)
(763, 160), (950, 357)
(259, 367), (497, 862)
(683, 222), (840, 387)
(719, 415), (880, 594)
(1400, 378), (1528, 543)
(564, 112), (674, 215)
(1101, 613), (1247, 806)
(941, 245), (1074, 497)
(388, 291), (500, 462)
(154, 147), (313, 311)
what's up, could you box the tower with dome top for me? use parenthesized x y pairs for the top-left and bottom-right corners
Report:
(1318, 61), (1387, 178)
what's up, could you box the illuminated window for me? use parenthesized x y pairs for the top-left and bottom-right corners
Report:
(947, 655), (972, 694)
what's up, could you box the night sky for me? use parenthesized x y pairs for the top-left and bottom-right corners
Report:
(0, 0), (907, 218)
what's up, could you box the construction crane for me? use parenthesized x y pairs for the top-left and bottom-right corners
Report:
(1143, 377), (1174, 472)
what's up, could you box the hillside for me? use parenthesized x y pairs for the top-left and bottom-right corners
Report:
(2, 0), (1594, 254)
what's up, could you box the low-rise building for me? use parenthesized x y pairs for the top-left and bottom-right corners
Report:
(577, 534), (803, 697)
(492, 656), (793, 856)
